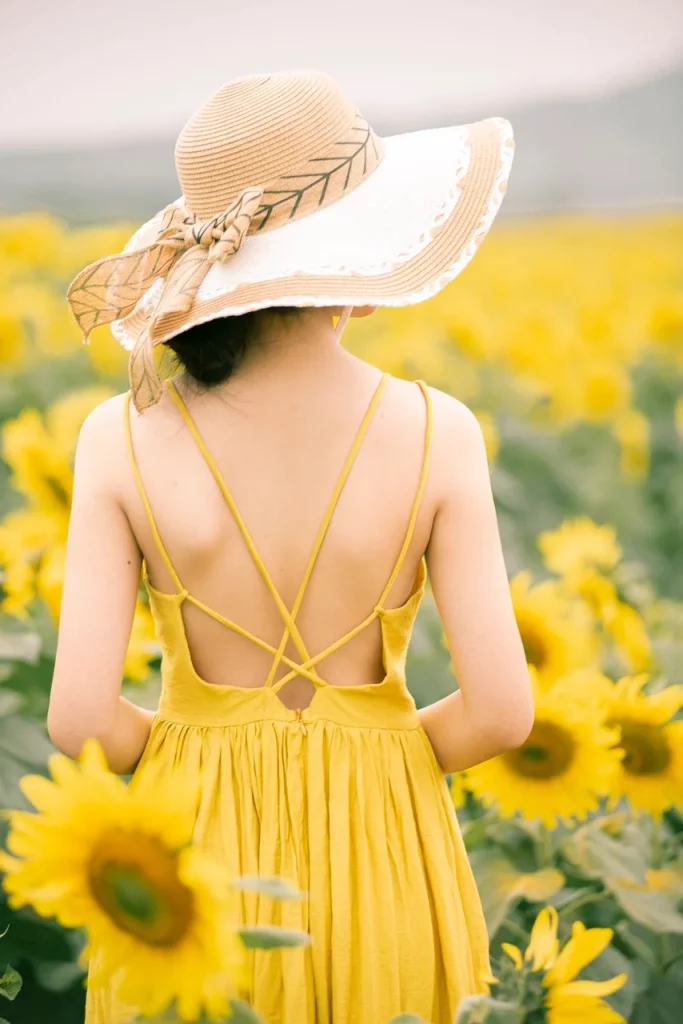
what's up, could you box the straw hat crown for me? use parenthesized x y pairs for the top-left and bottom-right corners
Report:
(175, 71), (381, 223)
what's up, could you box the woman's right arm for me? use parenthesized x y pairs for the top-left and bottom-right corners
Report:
(418, 389), (534, 774)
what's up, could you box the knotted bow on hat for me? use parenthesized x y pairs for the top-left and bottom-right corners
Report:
(66, 186), (264, 412)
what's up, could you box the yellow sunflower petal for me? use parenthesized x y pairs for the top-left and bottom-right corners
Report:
(545, 925), (615, 985)
(466, 671), (622, 827)
(1, 736), (244, 1021)
(554, 974), (628, 998)
(526, 906), (560, 971)
(501, 943), (524, 970)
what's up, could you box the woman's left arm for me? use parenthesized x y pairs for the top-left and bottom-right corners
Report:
(47, 397), (155, 774)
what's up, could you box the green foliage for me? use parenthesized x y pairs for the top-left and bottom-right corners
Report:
(456, 997), (524, 1023)
(237, 926), (311, 951)
(0, 964), (22, 1001)
(231, 876), (304, 901)
(467, 848), (564, 936)
(226, 1002), (267, 1024)
(387, 1015), (431, 1023)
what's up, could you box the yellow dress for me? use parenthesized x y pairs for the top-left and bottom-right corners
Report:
(86, 372), (490, 1024)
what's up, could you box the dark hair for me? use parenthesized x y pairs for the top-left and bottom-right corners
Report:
(164, 307), (300, 389)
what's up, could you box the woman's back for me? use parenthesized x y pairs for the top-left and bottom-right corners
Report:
(122, 331), (435, 706)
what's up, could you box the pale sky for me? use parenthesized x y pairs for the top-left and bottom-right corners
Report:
(3, 0), (683, 147)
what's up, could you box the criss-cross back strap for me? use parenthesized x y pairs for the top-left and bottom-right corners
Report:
(125, 388), (323, 680)
(268, 378), (433, 694)
(123, 375), (431, 693)
(165, 372), (389, 685)
(161, 378), (312, 672)
(263, 372), (389, 687)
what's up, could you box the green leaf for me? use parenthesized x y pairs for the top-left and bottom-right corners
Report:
(33, 958), (85, 992)
(135, 1006), (182, 1023)
(562, 822), (648, 884)
(0, 626), (41, 665)
(456, 995), (525, 1023)
(0, 964), (22, 1001)
(0, 712), (54, 810)
(461, 815), (496, 849)
(387, 1015), (429, 1023)
(0, 691), (21, 718)
(609, 880), (683, 934)
(469, 849), (564, 937)
(631, 980), (683, 1024)
(232, 875), (304, 900)
(238, 926), (311, 950)
(227, 1000), (267, 1024)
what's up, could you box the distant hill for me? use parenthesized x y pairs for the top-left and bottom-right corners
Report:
(1, 67), (681, 223)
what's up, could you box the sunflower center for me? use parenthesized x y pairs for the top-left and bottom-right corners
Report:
(503, 720), (575, 779)
(610, 718), (671, 776)
(521, 626), (547, 669)
(88, 828), (193, 947)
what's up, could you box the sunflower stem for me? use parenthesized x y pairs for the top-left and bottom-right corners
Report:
(536, 825), (554, 868)
(657, 934), (672, 977)
(650, 812), (663, 869)
(662, 947), (683, 975)
(501, 917), (530, 943)
(557, 887), (608, 917)
(616, 923), (658, 968)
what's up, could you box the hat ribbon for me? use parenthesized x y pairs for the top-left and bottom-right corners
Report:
(65, 186), (264, 410)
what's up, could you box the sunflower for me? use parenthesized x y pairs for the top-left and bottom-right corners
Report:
(601, 601), (653, 672)
(572, 570), (619, 619)
(501, 906), (627, 1023)
(473, 410), (500, 462)
(613, 407), (650, 482)
(0, 739), (246, 1021)
(604, 674), (683, 817)
(450, 772), (468, 810)
(1, 407), (74, 522)
(466, 669), (622, 828)
(510, 571), (599, 685)
(538, 518), (623, 582)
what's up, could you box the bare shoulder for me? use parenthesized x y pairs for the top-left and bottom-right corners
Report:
(77, 391), (129, 449)
(383, 375), (480, 435)
(73, 391), (132, 493)
(422, 384), (490, 498)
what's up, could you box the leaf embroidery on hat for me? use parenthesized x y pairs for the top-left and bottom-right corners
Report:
(253, 115), (381, 231)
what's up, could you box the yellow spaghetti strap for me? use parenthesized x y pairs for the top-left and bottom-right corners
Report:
(264, 372), (389, 688)
(376, 380), (432, 608)
(270, 609), (380, 693)
(165, 377), (314, 670)
(272, 379), (430, 693)
(182, 594), (324, 686)
(123, 391), (185, 594)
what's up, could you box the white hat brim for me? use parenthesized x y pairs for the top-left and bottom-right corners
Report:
(112, 117), (513, 351)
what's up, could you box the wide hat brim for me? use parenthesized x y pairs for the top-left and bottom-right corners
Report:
(112, 117), (514, 351)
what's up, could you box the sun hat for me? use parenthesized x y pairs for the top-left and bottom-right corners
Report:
(65, 70), (515, 413)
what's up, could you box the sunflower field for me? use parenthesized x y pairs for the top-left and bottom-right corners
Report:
(0, 210), (682, 1022)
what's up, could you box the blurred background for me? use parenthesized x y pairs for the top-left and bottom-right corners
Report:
(1, 2), (682, 1022)
(2, 0), (683, 219)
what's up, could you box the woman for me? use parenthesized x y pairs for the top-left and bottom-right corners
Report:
(49, 71), (533, 1022)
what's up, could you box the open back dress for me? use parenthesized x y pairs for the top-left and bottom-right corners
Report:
(85, 372), (490, 1024)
